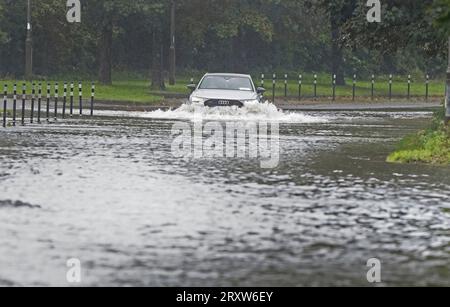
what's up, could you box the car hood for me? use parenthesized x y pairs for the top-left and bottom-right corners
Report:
(192, 89), (257, 100)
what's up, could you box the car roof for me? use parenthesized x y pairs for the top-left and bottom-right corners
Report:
(204, 73), (252, 78)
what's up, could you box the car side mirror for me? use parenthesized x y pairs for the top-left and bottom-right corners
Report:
(187, 84), (197, 92)
(257, 87), (266, 94)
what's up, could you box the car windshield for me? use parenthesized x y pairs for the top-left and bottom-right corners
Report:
(199, 76), (254, 91)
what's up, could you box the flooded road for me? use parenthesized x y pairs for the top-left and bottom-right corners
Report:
(0, 107), (449, 286)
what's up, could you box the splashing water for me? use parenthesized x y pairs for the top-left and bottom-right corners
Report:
(98, 101), (328, 123)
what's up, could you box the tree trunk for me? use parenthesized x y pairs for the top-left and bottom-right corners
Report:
(232, 28), (248, 73)
(98, 21), (113, 85)
(232, 35), (240, 72)
(151, 28), (165, 91)
(168, 0), (176, 85)
(330, 15), (346, 86)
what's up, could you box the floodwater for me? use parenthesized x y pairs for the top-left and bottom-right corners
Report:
(0, 104), (449, 287)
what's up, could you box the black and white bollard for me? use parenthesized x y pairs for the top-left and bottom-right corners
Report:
(425, 75), (429, 102)
(261, 74), (264, 87)
(272, 74), (276, 103)
(37, 83), (42, 124)
(70, 82), (74, 117)
(63, 82), (67, 119)
(298, 74), (302, 100)
(12, 84), (17, 127)
(54, 83), (59, 120)
(46, 83), (50, 122)
(90, 82), (95, 116)
(284, 74), (288, 98)
(389, 74), (393, 100)
(79, 82), (83, 116)
(21, 83), (26, 125)
(407, 75), (411, 100)
(31, 83), (35, 124)
(313, 74), (317, 99)
(3, 84), (7, 128)
(46, 83), (52, 122)
(371, 74), (375, 100)
(352, 74), (356, 101)
(332, 74), (336, 101)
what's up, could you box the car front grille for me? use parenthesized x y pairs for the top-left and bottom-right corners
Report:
(204, 99), (244, 108)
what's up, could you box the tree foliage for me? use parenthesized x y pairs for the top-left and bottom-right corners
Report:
(0, 0), (447, 84)
(432, 0), (450, 33)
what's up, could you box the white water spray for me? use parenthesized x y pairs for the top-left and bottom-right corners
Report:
(97, 101), (327, 123)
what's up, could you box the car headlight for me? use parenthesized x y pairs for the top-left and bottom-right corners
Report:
(190, 96), (206, 104)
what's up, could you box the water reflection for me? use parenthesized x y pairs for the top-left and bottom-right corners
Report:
(0, 111), (449, 286)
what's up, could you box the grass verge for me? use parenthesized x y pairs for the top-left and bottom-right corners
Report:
(387, 109), (450, 165)
(1, 73), (445, 104)
(0, 80), (162, 104)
